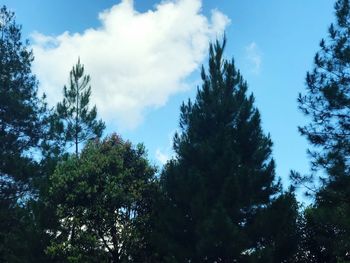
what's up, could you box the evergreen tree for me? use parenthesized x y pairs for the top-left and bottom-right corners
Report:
(0, 6), (49, 262)
(295, 0), (350, 261)
(0, 5), (43, 199)
(35, 60), (107, 258)
(296, 0), (350, 181)
(157, 38), (296, 262)
(54, 59), (105, 156)
(32, 60), (107, 262)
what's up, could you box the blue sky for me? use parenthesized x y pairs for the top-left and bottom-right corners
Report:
(4, 0), (335, 193)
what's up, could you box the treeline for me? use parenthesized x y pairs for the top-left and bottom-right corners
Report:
(1, 0), (350, 262)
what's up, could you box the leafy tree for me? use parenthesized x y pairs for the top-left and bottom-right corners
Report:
(294, 0), (350, 261)
(54, 59), (105, 156)
(157, 38), (297, 262)
(47, 134), (158, 262)
(34, 59), (107, 261)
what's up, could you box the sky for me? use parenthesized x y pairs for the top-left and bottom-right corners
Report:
(3, 0), (336, 194)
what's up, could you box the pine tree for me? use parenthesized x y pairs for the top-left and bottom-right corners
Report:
(297, 0), (350, 179)
(0, 5), (43, 194)
(157, 38), (294, 262)
(0, 6), (49, 261)
(295, 0), (350, 261)
(55, 59), (105, 156)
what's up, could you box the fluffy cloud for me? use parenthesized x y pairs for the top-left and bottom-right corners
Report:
(245, 42), (262, 75)
(32, 0), (229, 129)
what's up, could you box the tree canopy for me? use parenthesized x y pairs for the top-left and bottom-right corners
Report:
(47, 135), (157, 262)
(0, 6), (48, 262)
(294, 0), (350, 261)
(2, 1), (350, 262)
(157, 38), (299, 262)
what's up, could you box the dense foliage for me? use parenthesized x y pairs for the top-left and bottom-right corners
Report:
(46, 135), (157, 262)
(294, 0), (350, 261)
(0, 5), (43, 202)
(156, 39), (299, 262)
(0, 6), (48, 262)
(2, 1), (350, 262)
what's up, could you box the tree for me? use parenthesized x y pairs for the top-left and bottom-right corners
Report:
(0, 5), (44, 199)
(295, 0), (350, 261)
(157, 38), (297, 262)
(250, 190), (301, 263)
(35, 60), (107, 258)
(297, 0), (350, 181)
(55, 59), (105, 156)
(47, 134), (158, 262)
(0, 6), (49, 262)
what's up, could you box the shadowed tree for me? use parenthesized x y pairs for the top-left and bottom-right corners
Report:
(293, 0), (350, 261)
(0, 5), (50, 262)
(156, 38), (299, 262)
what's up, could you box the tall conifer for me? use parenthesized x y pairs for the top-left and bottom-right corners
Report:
(295, 0), (350, 260)
(158, 39), (295, 262)
(0, 6), (48, 261)
(55, 59), (105, 156)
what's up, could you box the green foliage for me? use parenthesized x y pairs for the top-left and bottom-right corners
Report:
(295, 0), (350, 261)
(298, 0), (350, 175)
(0, 5), (50, 262)
(0, 4), (313, 262)
(0, 5), (44, 191)
(157, 38), (298, 262)
(54, 59), (105, 156)
(0, 201), (51, 263)
(47, 134), (158, 262)
(250, 190), (301, 263)
(297, 205), (350, 263)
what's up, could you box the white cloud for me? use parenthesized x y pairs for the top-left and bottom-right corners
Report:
(155, 149), (169, 165)
(245, 42), (262, 75)
(32, 0), (229, 129)
(154, 129), (178, 165)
